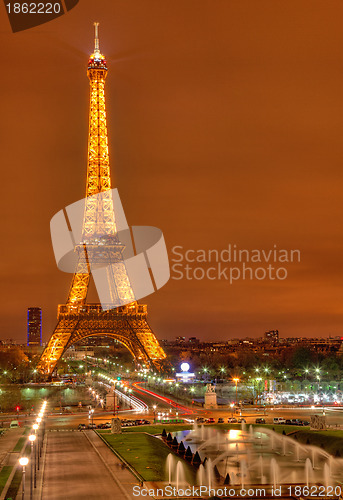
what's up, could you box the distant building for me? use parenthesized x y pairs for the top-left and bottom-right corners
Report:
(27, 308), (42, 346)
(64, 346), (94, 360)
(0, 339), (16, 346)
(227, 339), (240, 345)
(75, 336), (116, 347)
(264, 330), (279, 342)
(189, 337), (200, 345)
(176, 336), (186, 344)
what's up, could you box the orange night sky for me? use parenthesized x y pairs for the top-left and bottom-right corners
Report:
(0, 0), (343, 343)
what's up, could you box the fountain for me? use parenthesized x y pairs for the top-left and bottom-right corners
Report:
(270, 458), (279, 489)
(216, 433), (221, 451)
(205, 458), (214, 489)
(258, 455), (265, 483)
(324, 462), (331, 488)
(166, 453), (174, 484)
(176, 461), (185, 491)
(240, 458), (247, 489)
(166, 453), (188, 488)
(305, 458), (313, 487)
(197, 464), (205, 485)
(169, 424), (343, 488)
(282, 437), (286, 456)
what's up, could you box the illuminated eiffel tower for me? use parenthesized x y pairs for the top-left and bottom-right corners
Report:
(37, 24), (167, 376)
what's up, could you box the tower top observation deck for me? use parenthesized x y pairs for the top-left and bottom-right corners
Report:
(88, 22), (107, 71)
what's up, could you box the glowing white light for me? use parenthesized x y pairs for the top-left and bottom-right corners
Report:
(181, 363), (190, 372)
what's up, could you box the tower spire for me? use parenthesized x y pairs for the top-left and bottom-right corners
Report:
(94, 22), (100, 55)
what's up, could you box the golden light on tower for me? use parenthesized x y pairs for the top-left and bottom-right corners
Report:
(67, 22), (135, 308)
(37, 24), (167, 377)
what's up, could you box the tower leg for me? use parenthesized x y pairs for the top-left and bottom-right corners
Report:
(37, 319), (79, 376)
(37, 306), (168, 376)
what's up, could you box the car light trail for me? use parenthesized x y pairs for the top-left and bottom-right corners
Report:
(116, 389), (148, 411)
(98, 375), (148, 412)
(132, 382), (193, 414)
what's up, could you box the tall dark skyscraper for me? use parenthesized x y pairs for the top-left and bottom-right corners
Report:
(27, 308), (42, 346)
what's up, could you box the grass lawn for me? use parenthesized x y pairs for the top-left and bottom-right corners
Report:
(0, 466), (12, 493)
(5, 467), (22, 500)
(290, 430), (343, 457)
(12, 437), (26, 453)
(98, 431), (195, 482)
(261, 424), (310, 435)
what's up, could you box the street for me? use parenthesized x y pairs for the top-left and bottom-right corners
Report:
(41, 430), (136, 499)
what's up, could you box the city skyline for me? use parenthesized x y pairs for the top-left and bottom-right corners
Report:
(1, 1), (343, 343)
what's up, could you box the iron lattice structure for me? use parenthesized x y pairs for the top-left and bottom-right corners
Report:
(37, 24), (167, 376)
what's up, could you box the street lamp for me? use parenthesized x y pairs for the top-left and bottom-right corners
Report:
(28, 434), (36, 491)
(153, 405), (157, 423)
(33, 422), (40, 460)
(89, 408), (94, 427)
(34, 420), (42, 467)
(232, 378), (240, 405)
(19, 457), (29, 500)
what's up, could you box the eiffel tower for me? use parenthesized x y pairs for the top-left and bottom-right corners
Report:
(37, 24), (167, 376)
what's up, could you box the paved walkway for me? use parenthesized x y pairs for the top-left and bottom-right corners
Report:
(41, 431), (138, 499)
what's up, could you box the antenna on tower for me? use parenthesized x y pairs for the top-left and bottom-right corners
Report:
(94, 22), (100, 54)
